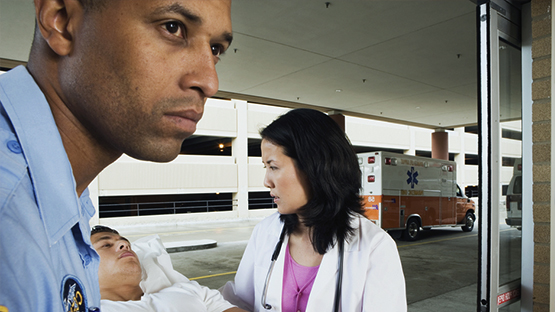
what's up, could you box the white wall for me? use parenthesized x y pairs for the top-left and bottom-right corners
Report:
(246, 103), (289, 137)
(196, 99), (237, 136)
(99, 155), (238, 196)
(346, 116), (411, 149)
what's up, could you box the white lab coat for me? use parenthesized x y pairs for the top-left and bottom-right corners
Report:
(221, 212), (407, 312)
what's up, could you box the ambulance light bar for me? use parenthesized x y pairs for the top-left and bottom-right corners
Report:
(384, 157), (397, 165)
(441, 165), (454, 172)
(367, 175), (375, 182)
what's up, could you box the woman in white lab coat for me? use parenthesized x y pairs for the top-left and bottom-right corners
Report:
(221, 109), (407, 312)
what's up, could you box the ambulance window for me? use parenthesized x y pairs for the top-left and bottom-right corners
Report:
(456, 185), (463, 197)
(513, 176), (522, 195)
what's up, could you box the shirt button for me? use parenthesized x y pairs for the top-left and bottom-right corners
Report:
(7, 140), (22, 154)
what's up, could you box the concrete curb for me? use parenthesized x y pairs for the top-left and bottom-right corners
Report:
(163, 239), (218, 253)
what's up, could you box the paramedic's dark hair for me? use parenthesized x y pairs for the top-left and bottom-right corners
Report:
(77, 0), (108, 12)
(260, 108), (364, 255)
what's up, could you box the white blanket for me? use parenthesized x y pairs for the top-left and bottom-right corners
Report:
(132, 235), (190, 293)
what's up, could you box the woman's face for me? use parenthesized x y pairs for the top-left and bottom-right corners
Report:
(261, 139), (311, 215)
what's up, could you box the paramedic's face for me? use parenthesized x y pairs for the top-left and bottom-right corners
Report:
(92, 232), (142, 291)
(261, 139), (311, 215)
(60, 0), (233, 162)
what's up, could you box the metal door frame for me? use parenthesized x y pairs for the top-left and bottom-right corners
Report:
(477, 1), (533, 311)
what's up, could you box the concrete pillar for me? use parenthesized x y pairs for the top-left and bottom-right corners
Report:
(454, 153), (464, 188)
(454, 127), (466, 188)
(404, 127), (416, 155)
(431, 129), (448, 160)
(328, 111), (345, 132)
(232, 100), (249, 218)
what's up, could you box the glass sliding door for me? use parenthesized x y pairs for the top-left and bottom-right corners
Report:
(477, 1), (531, 311)
(497, 37), (522, 312)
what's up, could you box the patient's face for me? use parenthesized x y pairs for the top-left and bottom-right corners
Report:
(92, 232), (142, 289)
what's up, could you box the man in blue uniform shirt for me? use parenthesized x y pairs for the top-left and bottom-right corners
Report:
(0, 0), (233, 311)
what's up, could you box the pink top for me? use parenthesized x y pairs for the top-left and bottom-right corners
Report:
(282, 244), (320, 312)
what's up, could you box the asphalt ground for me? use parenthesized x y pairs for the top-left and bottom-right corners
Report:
(120, 216), (522, 311)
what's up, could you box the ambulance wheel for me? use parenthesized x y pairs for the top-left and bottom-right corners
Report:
(404, 218), (421, 241)
(461, 212), (475, 232)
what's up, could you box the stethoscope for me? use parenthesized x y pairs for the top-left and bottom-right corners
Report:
(261, 225), (344, 312)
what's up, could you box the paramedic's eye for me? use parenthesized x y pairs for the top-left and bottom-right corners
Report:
(163, 21), (185, 38)
(211, 44), (225, 57)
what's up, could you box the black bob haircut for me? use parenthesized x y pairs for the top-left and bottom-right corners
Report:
(260, 108), (364, 254)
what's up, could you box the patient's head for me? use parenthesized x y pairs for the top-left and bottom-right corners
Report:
(91, 225), (143, 300)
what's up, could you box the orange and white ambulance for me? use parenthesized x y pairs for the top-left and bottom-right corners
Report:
(359, 151), (476, 240)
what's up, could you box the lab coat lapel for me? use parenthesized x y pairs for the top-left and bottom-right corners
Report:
(305, 243), (339, 312)
(265, 234), (288, 311)
(305, 218), (362, 312)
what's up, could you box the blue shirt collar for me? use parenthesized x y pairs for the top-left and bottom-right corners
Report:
(0, 66), (91, 245)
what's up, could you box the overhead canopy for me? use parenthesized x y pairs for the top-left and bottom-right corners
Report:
(0, 0), (478, 129)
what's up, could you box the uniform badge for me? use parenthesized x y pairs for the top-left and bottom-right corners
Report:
(61, 275), (87, 312)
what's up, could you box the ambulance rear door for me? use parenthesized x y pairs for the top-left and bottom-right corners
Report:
(440, 162), (457, 225)
(380, 153), (405, 230)
(360, 153), (383, 227)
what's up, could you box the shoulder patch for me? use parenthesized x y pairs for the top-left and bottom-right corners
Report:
(61, 275), (87, 312)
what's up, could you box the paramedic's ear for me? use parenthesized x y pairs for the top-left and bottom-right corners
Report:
(34, 0), (83, 56)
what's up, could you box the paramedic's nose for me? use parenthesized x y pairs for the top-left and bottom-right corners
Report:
(180, 44), (219, 99)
